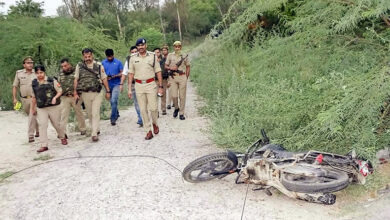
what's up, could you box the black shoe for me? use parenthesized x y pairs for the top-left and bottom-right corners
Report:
(173, 108), (179, 118)
(167, 105), (171, 110)
(111, 120), (116, 126)
(179, 115), (185, 120)
(162, 111), (167, 115)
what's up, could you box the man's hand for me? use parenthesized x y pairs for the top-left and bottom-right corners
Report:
(127, 90), (132, 99)
(74, 92), (80, 102)
(13, 98), (18, 105)
(105, 92), (110, 100)
(51, 97), (57, 105)
(120, 84), (123, 93)
(31, 106), (37, 115)
(171, 66), (178, 71)
(158, 88), (163, 96)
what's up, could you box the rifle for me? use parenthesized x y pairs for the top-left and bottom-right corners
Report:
(168, 54), (188, 78)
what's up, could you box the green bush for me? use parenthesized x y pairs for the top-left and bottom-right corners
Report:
(131, 27), (164, 50)
(0, 17), (127, 110)
(191, 0), (390, 159)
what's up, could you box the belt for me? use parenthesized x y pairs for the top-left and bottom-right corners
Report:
(174, 72), (186, 76)
(65, 94), (73, 97)
(22, 95), (32, 99)
(135, 78), (155, 84)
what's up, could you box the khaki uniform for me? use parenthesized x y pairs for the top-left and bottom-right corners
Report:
(129, 52), (162, 132)
(167, 84), (172, 106)
(166, 52), (190, 115)
(12, 69), (39, 138)
(159, 56), (169, 113)
(74, 61), (107, 136)
(32, 76), (64, 147)
(161, 79), (169, 112)
(58, 70), (86, 134)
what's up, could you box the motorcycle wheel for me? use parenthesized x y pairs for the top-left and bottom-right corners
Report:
(182, 152), (237, 183)
(281, 169), (349, 193)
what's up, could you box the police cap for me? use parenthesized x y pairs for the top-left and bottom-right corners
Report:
(136, 38), (147, 46)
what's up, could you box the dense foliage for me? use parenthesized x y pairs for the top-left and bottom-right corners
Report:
(191, 0), (390, 159)
(59, 0), (236, 44)
(0, 0), (231, 110)
(0, 17), (126, 110)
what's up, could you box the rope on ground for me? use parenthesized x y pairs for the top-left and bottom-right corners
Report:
(240, 182), (250, 220)
(0, 154), (183, 183)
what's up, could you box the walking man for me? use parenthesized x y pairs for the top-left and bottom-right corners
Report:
(128, 38), (163, 140)
(160, 45), (170, 115)
(31, 65), (67, 153)
(73, 48), (110, 142)
(165, 41), (191, 120)
(12, 56), (39, 143)
(58, 58), (86, 136)
(102, 49), (123, 126)
(122, 46), (143, 127)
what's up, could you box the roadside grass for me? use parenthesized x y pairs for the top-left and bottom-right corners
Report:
(337, 163), (390, 201)
(0, 171), (16, 182)
(33, 154), (54, 161)
(191, 36), (390, 160)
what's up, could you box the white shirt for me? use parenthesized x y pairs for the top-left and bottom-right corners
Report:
(122, 52), (137, 76)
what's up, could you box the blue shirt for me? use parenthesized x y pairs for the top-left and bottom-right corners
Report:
(102, 58), (124, 86)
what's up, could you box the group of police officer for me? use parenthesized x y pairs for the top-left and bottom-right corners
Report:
(12, 38), (191, 153)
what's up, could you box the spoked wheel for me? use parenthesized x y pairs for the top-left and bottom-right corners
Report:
(182, 152), (237, 183)
(281, 168), (349, 193)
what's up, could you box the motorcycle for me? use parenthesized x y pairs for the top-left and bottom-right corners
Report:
(182, 129), (372, 205)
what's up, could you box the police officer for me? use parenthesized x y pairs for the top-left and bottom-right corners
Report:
(73, 48), (110, 142)
(31, 65), (67, 153)
(58, 58), (86, 136)
(12, 56), (39, 143)
(165, 41), (191, 120)
(128, 38), (163, 140)
(159, 46), (170, 115)
(122, 46), (143, 127)
(161, 46), (173, 110)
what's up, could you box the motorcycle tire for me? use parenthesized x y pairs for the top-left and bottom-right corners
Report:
(182, 152), (237, 183)
(281, 169), (349, 193)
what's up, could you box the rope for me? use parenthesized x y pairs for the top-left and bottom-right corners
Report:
(0, 154), (183, 183)
(240, 182), (250, 220)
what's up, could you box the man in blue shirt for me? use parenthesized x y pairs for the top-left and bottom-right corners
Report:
(102, 49), (123, 125)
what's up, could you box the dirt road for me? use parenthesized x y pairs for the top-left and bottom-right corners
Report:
(0, 82), (388, 220)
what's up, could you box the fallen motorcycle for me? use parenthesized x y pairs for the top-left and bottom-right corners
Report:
(182, 130), (372, 205)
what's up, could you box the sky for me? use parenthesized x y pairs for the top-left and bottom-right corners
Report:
(0, 0), (64, 16)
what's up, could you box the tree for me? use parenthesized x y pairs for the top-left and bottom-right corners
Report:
(129, 0), (158, 11)
(62, 0), (82, 21)
(56, 5), (71, 17)
(8, 0), (44, 18)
